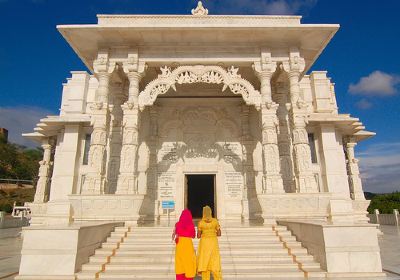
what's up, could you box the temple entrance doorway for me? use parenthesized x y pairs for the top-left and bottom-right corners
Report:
(185, 174), (216, 219)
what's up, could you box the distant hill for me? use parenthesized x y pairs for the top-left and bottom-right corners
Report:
(364, 192), (378, 200)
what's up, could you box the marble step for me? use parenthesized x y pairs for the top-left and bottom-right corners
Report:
(82, 262), (321, 272)
(89, 254), (315, 263)
(94, 248), (307, 257)
(77, 225), (324, 280)
(96, 270), (309, 279)
(78, 271), (327, 280)
(112, 231), (288, 238)
(101, 245), (306, 254)
(88, 255), (315, 264)
(107, 235), (296, 242)
(102, 242), (299, 250)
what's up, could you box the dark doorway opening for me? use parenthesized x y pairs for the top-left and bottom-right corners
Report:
(186, 174), (215, 219)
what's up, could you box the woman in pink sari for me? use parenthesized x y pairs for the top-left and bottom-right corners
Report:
(172, 209), (197, 280)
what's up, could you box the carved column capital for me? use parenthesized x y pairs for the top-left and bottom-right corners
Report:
(281, 50), (306, 107)
(41, 143), (51, 150)
(282, 50), (306, 74)
(93, 72), (112, 107)
(93, 50), (116, 74)
(253, 50), (277, 105)
(122, 52), (147, 106)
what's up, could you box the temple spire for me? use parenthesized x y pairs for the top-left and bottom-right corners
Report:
(192, 1), (209, 16)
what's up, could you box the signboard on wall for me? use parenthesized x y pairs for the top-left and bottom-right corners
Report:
(225, 171), (243, 198)
(158, 171), (176, 199)
(162, 200), (175, 209)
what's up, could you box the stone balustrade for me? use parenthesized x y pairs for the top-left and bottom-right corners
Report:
(368, 209), (399, 226)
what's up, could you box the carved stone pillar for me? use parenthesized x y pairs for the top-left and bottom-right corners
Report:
(148, 106), (159, 218)
(34, 139), (54, 203)
(82, 52), (115, 194)
(345, 137), (365, 200)
(275, 92), (296, 193)
(241, 105), (253, 219)
(105, 85), (124, 194)
(116, 54), (146, 194)
(283, 51), (318, 193)
(253, 52), (284, 194)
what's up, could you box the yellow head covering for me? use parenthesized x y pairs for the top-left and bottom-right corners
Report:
(202, 206), (213, 222)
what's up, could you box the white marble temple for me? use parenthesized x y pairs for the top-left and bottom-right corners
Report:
(19, 2), (383, 279)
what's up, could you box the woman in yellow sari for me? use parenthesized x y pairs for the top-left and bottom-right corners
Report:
(196, 206), (222, 280)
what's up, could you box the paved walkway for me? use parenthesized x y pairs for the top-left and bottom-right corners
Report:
(0, 226), (399, 279)
(379, 226), (400, 278)
(0, 228), (22, 280)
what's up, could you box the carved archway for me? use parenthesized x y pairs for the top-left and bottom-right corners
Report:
(138, 65), (261, 111)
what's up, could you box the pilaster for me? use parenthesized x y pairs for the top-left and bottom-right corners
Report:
(283, 50), (318, 193)
(345, 137), (366, 200)
(253, 51), (284, 194)
(81, 51), (115, 194)
(116, 51), (146, 194)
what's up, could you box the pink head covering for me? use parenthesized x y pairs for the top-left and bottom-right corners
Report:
(175, 209), (195, 238)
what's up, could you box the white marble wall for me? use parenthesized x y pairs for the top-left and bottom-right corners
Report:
(31, 66), (366, 223)
(150, 98), (248, 220)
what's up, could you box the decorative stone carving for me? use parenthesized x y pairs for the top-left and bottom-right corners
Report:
(191, 1), (209, 16)
(138, 65), (261, 111)
(82, 51), (115, 195)
(116, 50), (147, 194)
(282, 51), (306, 106)
(34, 139), (54, 203)
(281, 50), (318, 193)
(253, 51), (284, 194)
(260, 104), (285, 194)
(289, 106), (318, 193)
(93, 52), (116, 106)
(275, 94), (295, 193)
(345, 137), (365, 200)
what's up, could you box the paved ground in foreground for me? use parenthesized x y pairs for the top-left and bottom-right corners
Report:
(0, 225), (399, 280)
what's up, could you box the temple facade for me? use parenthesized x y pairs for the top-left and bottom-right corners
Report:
(18, 3), (384, 279)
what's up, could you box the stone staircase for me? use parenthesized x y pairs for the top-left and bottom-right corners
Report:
(76, 224), (326, 279)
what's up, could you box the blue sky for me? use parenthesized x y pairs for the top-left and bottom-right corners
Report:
(0, 0), (399, 193)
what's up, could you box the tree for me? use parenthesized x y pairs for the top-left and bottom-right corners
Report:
(0, 140), (42, 183)
(368, 192), (400, 214)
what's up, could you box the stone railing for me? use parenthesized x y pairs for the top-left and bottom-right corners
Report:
(368, 209), (399, 226)
(0, 211), (30, 229)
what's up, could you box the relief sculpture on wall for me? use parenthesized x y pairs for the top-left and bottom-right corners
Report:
(158, 107), (242, 165)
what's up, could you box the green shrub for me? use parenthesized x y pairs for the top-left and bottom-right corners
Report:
(0, 203), (13, 213)
(368, 192), (400, 214)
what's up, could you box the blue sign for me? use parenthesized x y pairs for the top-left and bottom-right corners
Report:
(162, 201), (175, 209)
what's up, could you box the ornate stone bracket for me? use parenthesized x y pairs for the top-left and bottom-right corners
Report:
(138, 65), (262, 111)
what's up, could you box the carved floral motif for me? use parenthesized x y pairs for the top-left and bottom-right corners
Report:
(139, 65), (261, 110)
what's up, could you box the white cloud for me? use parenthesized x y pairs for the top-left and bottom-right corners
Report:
(358, 142), (400, 193)
(355, 98), (373, 110)
(0, 106), (55, 148)
(203, 0), (318, 15)
(349, 71), (400, 97)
